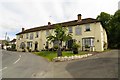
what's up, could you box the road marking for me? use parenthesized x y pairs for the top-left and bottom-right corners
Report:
(0, 67), (7, 71)
(13, 58), (20, 64)
(13, 55), (21, 64)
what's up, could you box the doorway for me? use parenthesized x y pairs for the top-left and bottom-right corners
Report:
(35, 42), (38, 51)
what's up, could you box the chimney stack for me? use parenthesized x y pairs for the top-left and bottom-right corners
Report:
(77, 14), (82, 21)
(22, 28), (25, 32)
(48, 22), (51, 26)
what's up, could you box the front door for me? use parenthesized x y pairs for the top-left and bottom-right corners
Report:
(35, 42), (38, 51)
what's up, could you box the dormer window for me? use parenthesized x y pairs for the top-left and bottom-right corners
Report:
(85, 24), (90, 31)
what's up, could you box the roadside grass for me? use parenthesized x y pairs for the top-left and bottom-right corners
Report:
(34, 51), (87, 61)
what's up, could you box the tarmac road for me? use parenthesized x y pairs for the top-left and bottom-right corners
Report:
(1, 49), (119, 78)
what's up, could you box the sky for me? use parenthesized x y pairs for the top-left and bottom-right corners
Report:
(0, 0), (119, 40)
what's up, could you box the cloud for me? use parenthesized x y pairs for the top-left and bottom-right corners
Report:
(0, 0), (119, 40)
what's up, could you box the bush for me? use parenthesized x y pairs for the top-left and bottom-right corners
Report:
(53, 45), (58, 50)
(7, 47), (17, 51)
(85, 45), (90, 48)
(72, 42), (80, 54)
(49, 48), (54, 51)
(11, 44), (16, 49)
(45, 46), (48, 50)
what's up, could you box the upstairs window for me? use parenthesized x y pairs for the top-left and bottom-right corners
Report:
(27, 42), (32, 48)
(18, 35), (23, 40)
(26, 33), (29, 39)
(75, 26), (82, 35)
(36, 32), (39, 38)
(30, 33), (33, 40)
(46, 30), (50, 36)
(68, 27), (73, 33)
(85, 24), (90, 31)
(20, 35), (23, 38)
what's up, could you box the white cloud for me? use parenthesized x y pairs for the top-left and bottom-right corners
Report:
(0, 0), (119, 40)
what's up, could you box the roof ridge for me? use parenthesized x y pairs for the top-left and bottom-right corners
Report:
(16, 18), (99, 35)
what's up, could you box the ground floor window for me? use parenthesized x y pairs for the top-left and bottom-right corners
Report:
(27, 42), (32, 48)
(82, 38), (94, 51)
(53, 40), (59, 47)
(82, 38), (94, 47)
(20, 42), (25, 49)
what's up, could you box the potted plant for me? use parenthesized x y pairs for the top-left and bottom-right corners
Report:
(72, 42), (80, 54)
(85, 45), (90, 48)
(53, 45), (58, 51)
(27, 46), (31, 52)
(21, 46), (25, 52)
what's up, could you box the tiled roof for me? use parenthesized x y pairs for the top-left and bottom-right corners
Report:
(10, 39), (16, 42)
(16, 18), (100, 35)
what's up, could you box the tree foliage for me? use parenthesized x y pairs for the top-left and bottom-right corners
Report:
(47, 25), (72, 56)
(97, 10), (120, 49)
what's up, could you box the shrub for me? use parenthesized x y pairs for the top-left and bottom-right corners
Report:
(85, 45), (90, 48)
(72, 42), (80, 54)
(11, 44), (16, 49)
(53, 45), (58, 51)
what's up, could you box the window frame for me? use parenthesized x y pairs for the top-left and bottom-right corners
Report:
(30, 33), (33, 40)
(36, 32), (39, 38)
(75, 26), (82, 35)
(27, 42), (32, 48)
(68, 27), (73, 33)
(85, 24), (90, 31)
(26, 33), (29, 39)
(46, 30), (50, 36)
(82, 38), (94, 47)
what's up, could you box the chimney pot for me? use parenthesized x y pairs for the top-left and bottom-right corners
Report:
(48, 22), (51, 26)
(22, 28), (25, 32)
(77, 14), (82, 21)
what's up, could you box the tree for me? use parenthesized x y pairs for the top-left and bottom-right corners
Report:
(4, 40), (9, 46)
(47, 25), (72, 57)
(109, 10), (120, 48)
(97, 10), (120, 49)
(97, 12), (112, 33)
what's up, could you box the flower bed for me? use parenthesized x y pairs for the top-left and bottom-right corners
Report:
(53, 53), (93, 62)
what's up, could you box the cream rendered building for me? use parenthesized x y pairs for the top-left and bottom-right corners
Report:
(16, 14), (107, 52)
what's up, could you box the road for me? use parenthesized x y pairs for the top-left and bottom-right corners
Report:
(1, 49), (119, 78)
(1, 50), (52, 78)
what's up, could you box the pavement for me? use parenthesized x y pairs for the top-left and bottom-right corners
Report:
(1, 49), (119, 78)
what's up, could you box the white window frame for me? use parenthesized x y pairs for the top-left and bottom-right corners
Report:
(82, 38), (94, 46)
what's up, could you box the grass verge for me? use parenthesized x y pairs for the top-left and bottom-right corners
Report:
(34, 51), (87, 61)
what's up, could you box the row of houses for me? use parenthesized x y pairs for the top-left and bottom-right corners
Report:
(0, 39), (16, 49)
(16, 14), (108, 52)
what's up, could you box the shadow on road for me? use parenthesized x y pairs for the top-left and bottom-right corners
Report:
(65, 57), (118, 78)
